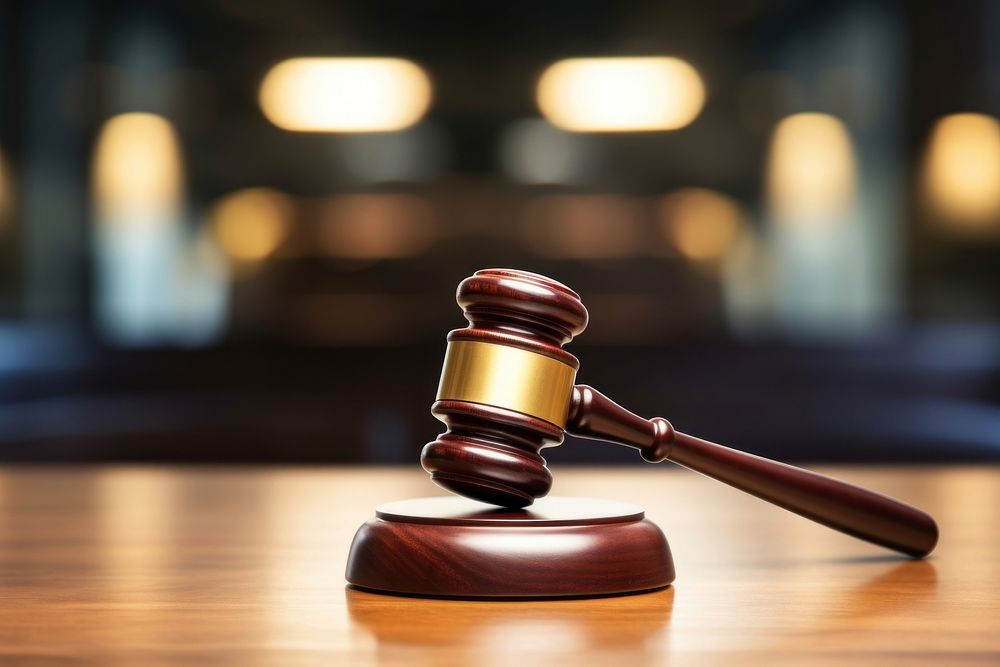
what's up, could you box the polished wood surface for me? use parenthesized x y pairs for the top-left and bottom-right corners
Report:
(421, 269), (938, 559)
(346, 496), (674, 597)
(423, 268), (588, 507)
(568, 384), (939, 557)
(0, 465), (997, 665)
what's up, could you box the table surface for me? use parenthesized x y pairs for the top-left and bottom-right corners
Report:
(0, 464), (997, 666)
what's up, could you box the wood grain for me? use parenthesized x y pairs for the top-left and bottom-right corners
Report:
(422, 268), (588, 507)
(345, 496), (674, 597)
(567, 384), (939, 557)
(422, 268), (938, 563)
(0, 465), (997, 666)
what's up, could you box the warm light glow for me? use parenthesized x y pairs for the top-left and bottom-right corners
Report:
(923, 113), (1000, 230)
(536, 57), (705, 132)
(520, 195), (643, 258)
(660, 188), (745, 261)
(766, 113), (856, 219)
(98, 470), (178, 606)
(318, 194), (435, 258)
(259, 58), (432, 132)
(93, 113), (183, 217)
(209, 188), (294, 262)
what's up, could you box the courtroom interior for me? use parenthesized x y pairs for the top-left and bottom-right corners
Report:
(0, 1), (997, 664)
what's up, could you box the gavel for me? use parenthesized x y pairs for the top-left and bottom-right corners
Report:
(420, 269), (939, 558)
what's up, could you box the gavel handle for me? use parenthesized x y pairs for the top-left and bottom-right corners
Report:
(566, 385), (939, 558)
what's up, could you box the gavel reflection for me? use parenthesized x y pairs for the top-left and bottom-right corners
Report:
(421, 269), (939, 558)
(347, 586), (673, 649)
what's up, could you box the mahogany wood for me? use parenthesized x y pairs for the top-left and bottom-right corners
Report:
(419, 268), (940, 559)
(421, 269), (588, 507)
(567, 385), (939, 558)
(345, 496), (674, 598)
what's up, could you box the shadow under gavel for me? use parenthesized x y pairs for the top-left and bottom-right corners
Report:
(420, 269), (939, 558)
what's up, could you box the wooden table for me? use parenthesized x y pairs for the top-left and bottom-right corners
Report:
(0, 465), (997, 665)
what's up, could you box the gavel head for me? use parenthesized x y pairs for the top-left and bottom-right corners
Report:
(420, 269), (589, 508)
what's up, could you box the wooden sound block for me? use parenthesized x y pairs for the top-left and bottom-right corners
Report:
(346, 496), (674, 598)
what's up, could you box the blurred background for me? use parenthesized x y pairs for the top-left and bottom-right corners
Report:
(0, 0), (998, 465)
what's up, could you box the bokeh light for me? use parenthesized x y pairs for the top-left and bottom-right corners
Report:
(500, 119), (585, 184)
(318, 194), (436, 258)
(923, 113), (1000, 232)
(259, 57), (432, 133)
(766, 113), (856, 219)
(92, 113), (183, 217)
(209, 188), (294, 262)
(536, 57), (706, 132)
(520, 195), (643, 258)
(660, 188), (745, 262)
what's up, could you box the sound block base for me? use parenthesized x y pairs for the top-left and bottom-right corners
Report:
(346, 496), (675, 598)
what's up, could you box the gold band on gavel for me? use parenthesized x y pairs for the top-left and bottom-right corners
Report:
(435, 340), (577, 427)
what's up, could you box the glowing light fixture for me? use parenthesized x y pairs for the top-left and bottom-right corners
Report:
(766, 113), (856, 219)
(93, 113), (183, 217)
(259, 57), (432, 132)
(660, 188), (744, 261)
(209, 188), (294, 262)
(536, 57), (705, 132)
(923, 113), (1000, 231)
